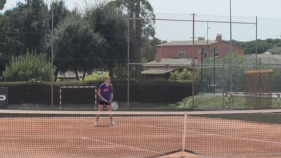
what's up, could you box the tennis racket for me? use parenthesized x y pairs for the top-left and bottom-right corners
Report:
(111, 101), (118, 110)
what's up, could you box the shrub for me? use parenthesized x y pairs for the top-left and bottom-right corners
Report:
(169, 68), (201, 81)
(113, 63), (135, 80)
(84, 71), (109, 81)
(3, 52), (53, 81)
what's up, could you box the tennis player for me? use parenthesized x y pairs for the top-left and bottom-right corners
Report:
(95, 76), (115, 126)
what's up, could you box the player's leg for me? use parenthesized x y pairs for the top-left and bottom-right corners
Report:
(107, 104), (114, 125)
(95, 103), (104, 126)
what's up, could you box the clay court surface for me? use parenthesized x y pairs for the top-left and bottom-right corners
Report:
(159, 151), (281, 158)
(0, 114), (281, 158)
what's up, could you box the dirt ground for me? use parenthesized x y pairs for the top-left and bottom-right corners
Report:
(0, 114), (281, 158)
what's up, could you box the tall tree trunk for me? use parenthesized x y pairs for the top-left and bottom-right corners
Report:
(82, 70), (87, 81)
(109, 60), (114, 79)
(134, 1), (143, 79)
(54, 67), (60, 82)
(74, 69), (79, 81)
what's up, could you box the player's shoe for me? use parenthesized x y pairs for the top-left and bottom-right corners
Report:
(94, 122), (98, 126)
(111, 122), (115, 126)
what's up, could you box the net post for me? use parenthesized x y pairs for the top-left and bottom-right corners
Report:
(59, 86), (62, 109)
(181, 113), (188, 153)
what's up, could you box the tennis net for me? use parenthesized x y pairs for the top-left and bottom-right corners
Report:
(1, 110), (281, 158)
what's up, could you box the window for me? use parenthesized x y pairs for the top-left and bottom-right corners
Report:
(178, 51), (186, 59)
(202, 49), (219, 58)
(214, 51), (220, 57)
(204, 53), (208, 58)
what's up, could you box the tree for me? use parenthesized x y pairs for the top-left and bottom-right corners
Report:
(0, 14), (24, 74)
(86, 3), (127, 78)
(201, 53), (255, 92)
(113, 62), (135, 80)
(49, 0), (70, 30)
(267, 47), (281, 55)
(0, 0), (6, 10)
(141, 37), (161, 62)
(0, 10), (26, 74)
(54, 13), (103, 81)
(5, 0), (50, 53)
(3, 51), (53, 81)
(233, 39), (281, 54)
(112, 0), (156, 79)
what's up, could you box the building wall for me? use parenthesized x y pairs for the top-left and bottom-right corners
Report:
(155, 41), (244, 62)
(211, 42), (244, 56)
(143, 66), (181, 70)
(155, 46), (205, 62)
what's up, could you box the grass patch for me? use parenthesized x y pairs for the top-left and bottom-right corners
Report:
(176, 94), (279, 110)
(199, 113), (281, 124)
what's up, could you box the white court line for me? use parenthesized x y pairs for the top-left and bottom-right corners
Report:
(79, 137), (161, 154)
(139, 123), (281, 146)
(4, 121), (281, 151)
(140, 124), (183, 132)
(9, 125), (281, 146)
(3, 134), (161, 154)
(188, 130), (281, 145)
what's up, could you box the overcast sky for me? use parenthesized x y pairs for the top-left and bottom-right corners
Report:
(2, 0), (281, 41)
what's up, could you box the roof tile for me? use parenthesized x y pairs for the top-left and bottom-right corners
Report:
(158, 40), (218, 46)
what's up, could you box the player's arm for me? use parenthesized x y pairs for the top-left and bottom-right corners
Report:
(97, 89), (107, 102)
(109, 85), (114, 103)
(110, 92), (113, 103)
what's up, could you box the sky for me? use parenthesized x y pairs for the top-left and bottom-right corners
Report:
(2, 0), (281, 41)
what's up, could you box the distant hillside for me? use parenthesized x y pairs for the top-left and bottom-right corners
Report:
(232, 39), (281, 54)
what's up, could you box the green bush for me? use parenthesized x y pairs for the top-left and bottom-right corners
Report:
(113, 63), (135, 80)
(169, 68), (200, 81)
(84, 71), (109, 81)
(3, 52), (53, 81)
(201, 53), (255, 92)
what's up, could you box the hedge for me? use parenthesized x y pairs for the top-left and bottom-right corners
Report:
(0, 81), (198, 106)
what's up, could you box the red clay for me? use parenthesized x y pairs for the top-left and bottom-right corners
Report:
(0, 115), (280, 158)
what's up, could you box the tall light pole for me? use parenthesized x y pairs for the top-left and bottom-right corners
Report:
(51, 1), (54, 108)
(127, 15), (130, 108)
(192, 13), (196, 109)
(229, 0), (233, 92)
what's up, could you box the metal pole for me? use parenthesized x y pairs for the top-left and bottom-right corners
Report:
(51, 3), (54, 109)
(130, 18), (256, 24)
(214, 48), (216, 95)
(192, 13), (195, 109)
(207, 22), (209, 45)
(127, 16), (130, 108)
(222, 59), (225, 109)
(230, 0), (233, 92)
(258, 58), (261, 108)
(255, 16), (258, 70)
(59, 87), (62, 109)
(200, 47), (203, 93)
(269, 57), (271, 69)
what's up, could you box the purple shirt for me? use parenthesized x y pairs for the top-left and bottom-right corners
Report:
(99, 83), (114, 101)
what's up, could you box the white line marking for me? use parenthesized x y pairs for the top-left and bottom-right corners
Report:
(138, 122), (281, 146)
(188, 130), (281, 145)
(140, 124), (183, 132)
(80, 137), (161, 154)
